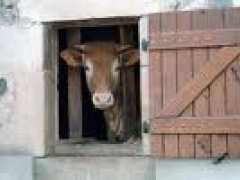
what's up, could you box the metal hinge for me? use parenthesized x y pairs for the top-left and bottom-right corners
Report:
(141, 39), (149, 52)
(0, 78), (7, 96)
(143, 121), (150, 134)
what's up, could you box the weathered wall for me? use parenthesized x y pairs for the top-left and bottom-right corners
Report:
(1, 155), (240, 180)
(35, 157), (155, 180)
(156, 160), (240, 180)
(34, 157), (240, 180)
(17, 0), (232, 22)
(0, 0), (236, 156)
(0, 23), (48, 156)
(0, 156), (33, 180)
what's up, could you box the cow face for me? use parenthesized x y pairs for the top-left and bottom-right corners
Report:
(61, 42), (139, 110)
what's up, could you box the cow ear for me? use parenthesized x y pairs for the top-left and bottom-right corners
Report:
(123, 49), (140, 66)
(60, 48), (83, 67)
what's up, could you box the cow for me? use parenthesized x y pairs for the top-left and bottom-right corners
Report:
(60, 41), (139, 143)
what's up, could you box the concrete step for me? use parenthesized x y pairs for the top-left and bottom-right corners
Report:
(0, 156), (33, 180)
(35, 156), (155, 180)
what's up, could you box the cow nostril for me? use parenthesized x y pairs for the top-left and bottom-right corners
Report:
(93, 93), (114, 106)
(94, 95), (100, 103)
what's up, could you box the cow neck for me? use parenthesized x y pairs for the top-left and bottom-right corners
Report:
(103, 95), (123, 136)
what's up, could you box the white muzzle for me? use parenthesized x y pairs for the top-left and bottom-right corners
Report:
(92, 93), (114, 109)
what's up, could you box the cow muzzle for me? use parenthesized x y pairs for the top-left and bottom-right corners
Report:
(92, 93), (114, 109)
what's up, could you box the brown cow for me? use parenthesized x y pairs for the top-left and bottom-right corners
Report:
(61, 41), (139, 143)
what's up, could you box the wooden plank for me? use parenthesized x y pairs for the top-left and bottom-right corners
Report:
(226, 56), (240, 158)
(149, 13), (165, 157)
(149, 51), (162, 118)
(225, 7), (240, 158)
(151, 135), (164, 157)
(226, 60), (240, 115)
(67, 29), (82, 139)
(149, 14), (161, 44)
(192, 10), (210, 159)
(151, 117), (240, 134)
(149, 14), (162, 118)
(161, 12), (178, 158)
(51, 17), (138, 29)
(226, 61), (240, 155)
(164, 135), (178, 158)
(208, 14), (225, 117)
(195, 135), (211, 158)
(158, 47), (240, 118)
(228, 135), (240, 158)
(224, 8), (240, 29)
(192, 50), (209, 117)
(208, 9), (227, 158)
(149, 29), (240, 50)
(119, 26), (138, 140)
(176, 11), (194, 158)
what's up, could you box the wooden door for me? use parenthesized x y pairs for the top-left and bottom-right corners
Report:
(149, 8), (240, 158)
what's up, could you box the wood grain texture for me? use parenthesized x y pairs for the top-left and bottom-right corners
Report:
(177, 11), (194, 158)
(208, 9), (227, 158)
(151, 117), (240, 134)
(149, 14), (165, 157)
(151, 135), (164, 157)
(67, 29), (82, 139)
(224, 8), (240, 158)
(149, 14), (164, 157)
(159, 47), (240, 118)
(149, 51), (162, 118)
(149, 7), (240, 159)
(149, 29), (240, 50)
(192, 10), (211, 159)
(161, 12), (178, 158)
(149, 14), (161, 44)
(119, 26), (139, 140)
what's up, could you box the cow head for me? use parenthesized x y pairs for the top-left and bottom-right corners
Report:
(61, 42), (139, 110)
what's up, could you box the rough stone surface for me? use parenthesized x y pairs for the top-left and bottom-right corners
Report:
(156, 160), (240, 180)
(0, 156), (33, 180)
(34, 158), (240, 180)
(35, 157), (155, 180)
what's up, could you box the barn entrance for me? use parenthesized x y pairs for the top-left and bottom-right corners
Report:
(57, 20), (141, 145)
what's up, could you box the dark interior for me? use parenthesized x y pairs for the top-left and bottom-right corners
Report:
(58, 24), (139, 142)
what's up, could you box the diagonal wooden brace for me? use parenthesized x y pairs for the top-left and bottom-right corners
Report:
(158, 47), (240, 118)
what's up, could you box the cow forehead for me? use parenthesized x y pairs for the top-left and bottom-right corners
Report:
(85, 42), (118, 61)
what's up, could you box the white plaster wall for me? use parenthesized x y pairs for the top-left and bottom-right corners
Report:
(0, 24), (47, 156)
(18, 0), (159, 21)
(17, 0), (219, 22)
(0, 24), (44, 73)
(234, 0), (240, 6)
